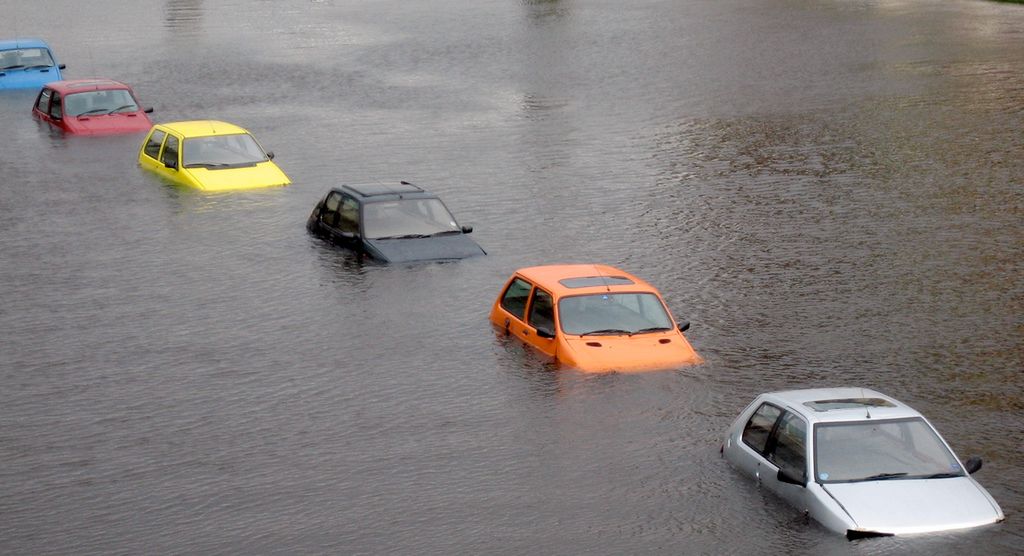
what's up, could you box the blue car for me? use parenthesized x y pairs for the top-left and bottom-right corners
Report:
(0, 39), (65, 90)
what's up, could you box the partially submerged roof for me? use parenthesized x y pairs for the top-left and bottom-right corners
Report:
(339, 181), (436, 201)
(158, 120), (249, 137)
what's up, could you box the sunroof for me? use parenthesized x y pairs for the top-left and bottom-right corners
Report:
(804, 398), (896, 412)
(559, 276), (635, 288)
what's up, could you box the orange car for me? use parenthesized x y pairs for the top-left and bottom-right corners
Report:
(490, 264), (703, 372)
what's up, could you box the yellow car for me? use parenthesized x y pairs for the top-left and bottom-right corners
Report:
(137, 120), (290, 191)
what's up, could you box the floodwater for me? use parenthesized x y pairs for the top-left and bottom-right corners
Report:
(1, 0), (1022, 554)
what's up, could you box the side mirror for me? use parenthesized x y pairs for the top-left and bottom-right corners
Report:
(58, 64), (66, 70)
(964, 456), (983, 475)
(535, 327), (555, 339)
(144, 107), (154, 114)
(461, 225), (473, 234)
(777, 467), (806, 487)
(164, 160), (178, 170)
(266, 151), (275, 160)
(677, 321), (690, 333)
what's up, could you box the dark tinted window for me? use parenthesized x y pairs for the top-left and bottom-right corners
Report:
(161, 134), (179, 167)
(768, 412), (807, 478)
(144, 130), (166, 159)
(49, 92), (62, 118)
(742, 403), (782, 454)
(339, 197), (360, 234)
(527, 289), (555, 332)
(500, 278), (532, 320)
(319, 192), (342, 228)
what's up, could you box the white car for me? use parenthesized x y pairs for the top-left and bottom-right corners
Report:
(722, 387), (1004, 538)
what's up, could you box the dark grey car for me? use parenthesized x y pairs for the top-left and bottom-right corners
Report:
(307, 181), (486, 263)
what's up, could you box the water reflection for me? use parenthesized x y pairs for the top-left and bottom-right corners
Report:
(164, 0), (203, 36)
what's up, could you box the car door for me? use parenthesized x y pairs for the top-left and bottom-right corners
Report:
(759, 411), (811, 510)
(46, 90), (66, 131)
(33, 87), (55, 126)
(139, 128), (168, 173)
(495, 277), (534, 344)
(156, 133), (183, 184)
(317, 192), (363, 252)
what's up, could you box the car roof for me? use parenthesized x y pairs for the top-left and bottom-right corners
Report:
(47, 79), (131, 94)
(336, 181), (437, 202)
(157, 120), (250, 137)
(513, 264), (661, 298)
(0, 38), (52, 51)
(758, 387), (923, 424)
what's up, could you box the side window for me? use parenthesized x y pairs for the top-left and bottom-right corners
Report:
(742, 403), (782, 454)
(527, 288), (555, 332)
(320, 192), (342, 228)
(49, 92), (62, 118)
(161, 134), (179, 167)
(144, 130), (166, 160)
(500, 278), (532, 320)
(767, 412), (807, 478)
(339, 197), (360, 234)
(35, 89), (51, 112)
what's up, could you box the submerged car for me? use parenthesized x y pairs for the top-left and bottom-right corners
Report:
(32, 79), (153, 135)
(138, 120), (290, 191)
(722, 388), (1003, 539)
(489, 264), (702, 372)
(307, 181), (485, 263)
(0, 38), (64, 90)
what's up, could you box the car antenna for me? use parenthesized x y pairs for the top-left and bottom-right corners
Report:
(595, 264), (612, 292)
(861, 387), (871, 419)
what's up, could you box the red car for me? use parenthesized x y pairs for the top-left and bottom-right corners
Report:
(32, 78), (153, 135)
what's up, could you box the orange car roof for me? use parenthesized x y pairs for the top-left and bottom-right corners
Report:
(513, 264), (660, 297)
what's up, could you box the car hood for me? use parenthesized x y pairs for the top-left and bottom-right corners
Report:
(0, 66), (58, 89)
(64, 113), (153, 135)
(184, 161), (291, 191)
(824, 477), (1003, 535)
(561, 332), (702, 373)
(364, 234), (485, 263)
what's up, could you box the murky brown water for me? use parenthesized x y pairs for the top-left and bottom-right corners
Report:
(1, 0), (1021, 554)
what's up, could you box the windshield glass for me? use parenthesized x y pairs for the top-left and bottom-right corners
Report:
(363, 198), (459, 239)
(182, 134), (268, 168)
(0, 47), (55, 69)
(64, 90), (137, 116)
(814, 418), (963, 483)
(558, 293), (673, 335)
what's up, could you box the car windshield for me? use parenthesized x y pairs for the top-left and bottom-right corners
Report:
(814, 418), (964, 483)
(0, 47), (55, 69)
(182, 134), (268, 168)
(64, 89), (137, 116)
(558, 293), (674, 335)
(363, 198), (460, 239)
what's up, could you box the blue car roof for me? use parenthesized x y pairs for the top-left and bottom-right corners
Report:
(0, 38), (53, 51)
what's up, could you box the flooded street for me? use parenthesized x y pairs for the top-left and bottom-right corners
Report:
(1, 0), (1022, 553)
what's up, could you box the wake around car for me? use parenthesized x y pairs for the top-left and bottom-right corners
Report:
(722, 388), (1004, 539)
(0, 38), (64, 90)
(138, 120), (290, 191)
(489, 264), (702, 372)
(33, 79), (153, 135)
(306, 181), (486, 263)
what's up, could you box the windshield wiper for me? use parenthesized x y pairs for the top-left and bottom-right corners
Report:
(23, 64), (52, 70)
(859, 472), (908, 481)
(579, 328), (631, 336)
(184, 162), (231, 168)
(1, 64), (25, 70)
(919, 472), (962, 479)
(429, 230), (462, 237)
(374, 234), (430, 240)
(631, 326), (671, 335)
(107, 104), (136, 114)
(77, 108), (110, 116)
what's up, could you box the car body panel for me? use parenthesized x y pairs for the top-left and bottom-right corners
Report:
(722, 387), (1004, 537)
(489, 264), (702, 373)
(137, 120), (290, 191)
(0, 39), (63, 90)
(307, 182), (485, 263)
(32, 79), (152, 135)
